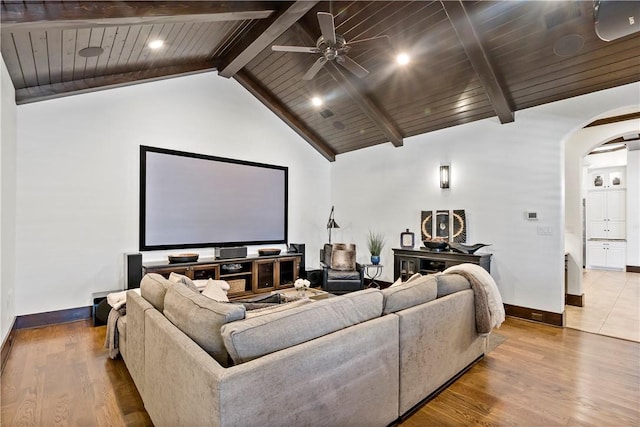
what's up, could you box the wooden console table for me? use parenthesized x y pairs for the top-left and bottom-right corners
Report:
(143, 253), (301, 299)
(393, 248), (491, 281)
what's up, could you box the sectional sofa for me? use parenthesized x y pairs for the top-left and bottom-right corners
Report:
(116, 270), (489, 427)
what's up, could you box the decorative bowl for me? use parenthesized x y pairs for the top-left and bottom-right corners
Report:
(168, 253), (199, 263)
(258, 248), (281, 256)
(422, 240), (449, 251)
(222, 263), (243, 272)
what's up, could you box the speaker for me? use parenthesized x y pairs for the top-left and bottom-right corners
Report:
(594, 0), (640, 41)
(125, 253), (143, 289)
(93, 298), (111, 326)
(289, 243), (306, 278)
(215, 246), (248, 259)
(306, 269), (323, 287)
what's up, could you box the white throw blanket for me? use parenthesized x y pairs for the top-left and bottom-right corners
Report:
(104, 288), (140, 359)
(106, 288), (139, 310)
(443, 263), (505, 329)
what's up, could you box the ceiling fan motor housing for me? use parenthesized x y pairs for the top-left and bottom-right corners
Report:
(317, 34), (347, 60)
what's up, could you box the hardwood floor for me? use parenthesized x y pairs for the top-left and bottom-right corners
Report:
(401, 319), (640, 426)
(1, 320), (152, 427)
(1, 317), (638, 426)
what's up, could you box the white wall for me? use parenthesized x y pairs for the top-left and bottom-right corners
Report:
(627, 149), (640, 267)
(15, 72), (330, 315)
(1, 54), (17, 343)
(332, 82), (640, 315)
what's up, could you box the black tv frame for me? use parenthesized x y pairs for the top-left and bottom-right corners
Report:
(139, 145), (288, 251)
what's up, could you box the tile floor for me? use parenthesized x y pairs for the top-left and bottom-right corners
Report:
(565, 269), (640, 342)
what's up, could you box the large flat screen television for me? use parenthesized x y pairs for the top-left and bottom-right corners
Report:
(140, 146), (288, 251)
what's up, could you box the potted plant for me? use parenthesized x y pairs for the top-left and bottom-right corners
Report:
(367, 230), (385, 265)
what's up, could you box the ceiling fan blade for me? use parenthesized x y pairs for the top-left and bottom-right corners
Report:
(272, 45), (320, 53)
(302, 57), (327, 80)
(336, 55), (369, 78)
(317, 12), (336, 45)
(347, 35), (391, 50)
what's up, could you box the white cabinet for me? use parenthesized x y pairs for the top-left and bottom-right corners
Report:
(587, 241), (626, 270)
(587, 189), (626, 239)
(589, 167), (626, 189)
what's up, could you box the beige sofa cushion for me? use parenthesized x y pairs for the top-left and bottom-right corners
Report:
(436, 273), (471, 298)
(163, 284), (246, 367)
(245, 298), (313, 318)
(381, 274), (438, 314)
(221, 288), (384, 364)
(140, 273), (174, 313)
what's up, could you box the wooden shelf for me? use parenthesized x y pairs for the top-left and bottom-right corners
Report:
(143, 253), (301, 298)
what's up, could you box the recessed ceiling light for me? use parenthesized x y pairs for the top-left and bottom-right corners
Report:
(396, 53), (410, 65)
(148, 40), (164, 49)
(311, 97), (323, 107)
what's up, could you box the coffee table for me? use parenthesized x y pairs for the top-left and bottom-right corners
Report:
(275, 287), (331, 302)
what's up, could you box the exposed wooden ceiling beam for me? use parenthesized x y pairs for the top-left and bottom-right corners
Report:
(234, 69), (336, 162)
(218, 1), (319, 78)
(584, 111), (640, 127)
(441, 0), (514, 124)
(1, 1), (276, 28)
(14, 61), (218, 104)
(295, 23), (403, 148)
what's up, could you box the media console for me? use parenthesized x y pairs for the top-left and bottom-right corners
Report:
(393, 248), (491, 281)
(143, 253), (301, 299)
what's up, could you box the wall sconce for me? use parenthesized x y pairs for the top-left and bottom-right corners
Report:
(440, 165), (450, 189)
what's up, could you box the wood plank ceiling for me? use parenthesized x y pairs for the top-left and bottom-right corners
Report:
(2, 1), (639, 161)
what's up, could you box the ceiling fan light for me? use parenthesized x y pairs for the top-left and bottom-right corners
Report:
(396, 53), (410, 65)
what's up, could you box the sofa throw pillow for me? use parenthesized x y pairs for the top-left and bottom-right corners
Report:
(381, 274), (437, 314)
(390, 272), (421, 288)
(163, 284), (245, 367)
(168, 272), (199, 294)
(201, 279), (231, 302)
(405, 273), (422, 283)
(193, 279), (209, 292)
(140, 273), (174, 313)
(221, 288), (383, 364)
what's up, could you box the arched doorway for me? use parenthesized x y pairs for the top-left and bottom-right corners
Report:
(564, 108), (639, 341)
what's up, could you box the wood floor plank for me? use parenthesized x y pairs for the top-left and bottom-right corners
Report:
(400, 318), (640, 426)
(1, 317), (639, 426)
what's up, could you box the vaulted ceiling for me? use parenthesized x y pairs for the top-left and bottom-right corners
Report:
(2, 1), (639, 161)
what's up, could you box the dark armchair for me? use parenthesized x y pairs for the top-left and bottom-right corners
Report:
(320, 243), (365, 295)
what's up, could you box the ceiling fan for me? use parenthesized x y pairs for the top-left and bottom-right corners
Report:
(272, 11), (391, 80)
